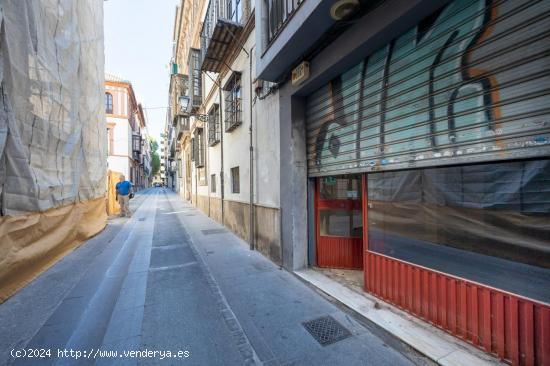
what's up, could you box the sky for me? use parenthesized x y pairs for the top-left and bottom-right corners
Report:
(104, 0), (180, 143)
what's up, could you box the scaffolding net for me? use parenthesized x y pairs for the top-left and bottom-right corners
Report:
(0, 0), (106, 215)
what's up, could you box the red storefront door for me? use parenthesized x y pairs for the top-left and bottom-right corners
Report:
(315, 175), (363, 269)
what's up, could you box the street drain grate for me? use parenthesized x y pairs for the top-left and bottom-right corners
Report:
(201, 229), (228, 235)
(302, 316), (351, 346)
(138, 218), (146, 221)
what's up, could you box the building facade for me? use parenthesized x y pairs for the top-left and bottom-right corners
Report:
(164, 0), (550, 363)
(167, 0), (283, 262)
(255, 0), (550, 364)
(105, 74), (151, 190)
(0, 1), (107, 302)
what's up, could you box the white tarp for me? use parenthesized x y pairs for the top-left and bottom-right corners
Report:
(0, 0), (106, 216)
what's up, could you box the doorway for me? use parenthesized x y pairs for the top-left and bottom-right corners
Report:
(315, 174), (363, 269)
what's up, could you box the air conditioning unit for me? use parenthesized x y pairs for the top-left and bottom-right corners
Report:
(292, 61), (310, 86)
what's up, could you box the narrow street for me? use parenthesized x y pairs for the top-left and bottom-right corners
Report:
(0, 189), (430, 366)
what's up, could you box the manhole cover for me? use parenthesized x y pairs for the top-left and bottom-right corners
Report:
(138, 218), (146, 221)
(302, 316), (351, 346)
(201, 229), (228, 235)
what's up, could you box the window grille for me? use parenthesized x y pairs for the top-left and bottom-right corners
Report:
(193, 128), (205, 168)
(208, 104), (221, 146)
(188, 49), (202, 109)
(223, 72), (242, 132)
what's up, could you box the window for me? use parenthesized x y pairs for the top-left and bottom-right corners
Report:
(265, 0), (303, 44)
(223, 73), (242, 131)
(188, 49), (202, 108)
(105, 92), (113, 114)
(193, 128), (205, 168)
(208, 104), (220, 146)
(228, 0), (242, 22)
(231, 167), (240, 193)
(190, 138), (195, 161)
(367, 159), (550, 302)
(132, 134), (141, 152)
(211, 174), (216, 193)
(318, 175), (363, 238)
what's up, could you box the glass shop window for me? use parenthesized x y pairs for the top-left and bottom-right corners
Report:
(367, 159), (550, 303)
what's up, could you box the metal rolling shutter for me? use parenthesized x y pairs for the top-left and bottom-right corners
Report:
(306, 0), (550, 177)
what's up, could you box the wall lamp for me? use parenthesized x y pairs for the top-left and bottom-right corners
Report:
(178, 95), (209, 122)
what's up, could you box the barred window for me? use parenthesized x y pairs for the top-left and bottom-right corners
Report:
(208, 103), (220, 146)
(189, 49), (202, 109)
(223, 72), (242, 132)
(193, 128), (205, 168)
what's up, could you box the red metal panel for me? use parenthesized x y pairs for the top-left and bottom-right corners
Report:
(471, 286), (480, 346)
(407, 265), (413, 310)
(482, 288), (492, 352)
(430, 273), (438, 324)
(520, 302), (535, 366)
(377, 256), (382, 296)
(422, 270), (429, 320)
(363, 252), (550, 366)
(535, 306), (550, 366)
(317, 236), (363, 269)
(399, 262), (406, 308)
(440, 276), (447, 328)
(495, 293), (506, 359)
(509, 297), (520, 365)
(414, 267), (422, 315)
(459, 282), (468, 339)
(449, 279), (457, 333)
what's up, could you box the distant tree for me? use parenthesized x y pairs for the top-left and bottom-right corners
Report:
(150, 137), (160, 176)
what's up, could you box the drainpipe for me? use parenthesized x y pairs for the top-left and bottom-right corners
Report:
(206, 120), (211, 217)
(249, 45), (255, 251)
(219, 85), (225, 225)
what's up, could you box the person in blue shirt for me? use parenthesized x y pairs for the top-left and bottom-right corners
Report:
(115, 175), (133, 217)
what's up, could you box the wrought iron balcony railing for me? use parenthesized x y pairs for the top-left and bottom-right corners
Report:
(266, 0), (304, 45)
(169, 73), (189, 126)
(175, 115), (190, 141)
(200, 0), (246, 73)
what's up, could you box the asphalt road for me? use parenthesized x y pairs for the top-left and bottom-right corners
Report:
(0, 189), (431, 366)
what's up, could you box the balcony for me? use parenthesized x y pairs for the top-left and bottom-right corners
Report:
(132, 133), (142, 161)
(175, 115), (190, 142)
(257, 0), (337, 81)
(266, 0), (304, 45)
(169, 73), (189, 127)
(200, 0), (245, 73)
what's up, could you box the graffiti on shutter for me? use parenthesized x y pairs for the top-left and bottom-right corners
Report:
(306, 0), (550, 176)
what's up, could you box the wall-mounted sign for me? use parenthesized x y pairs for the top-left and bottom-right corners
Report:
(292, 61), (310, 86)
(322, 176), (337, 186)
